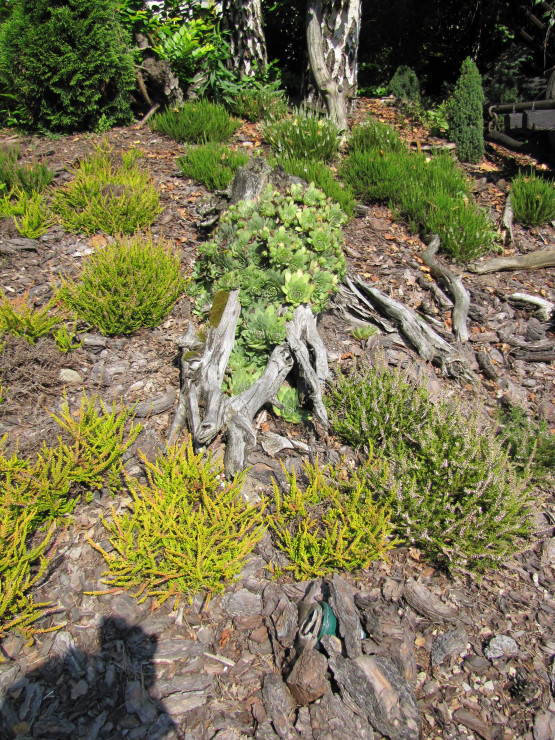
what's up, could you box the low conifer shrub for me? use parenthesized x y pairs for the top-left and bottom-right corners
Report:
(389, 65), (421, 102)
(511, 170), (555, 226)
(227, 80), (288, 122)
(0, 0), (135, 133)
(177, 143), (249, 191)
(447, 57), (485, 164)
(326, 362), (538, 572)
(151, 99), (241, 143)
(59, 234), (185, 336)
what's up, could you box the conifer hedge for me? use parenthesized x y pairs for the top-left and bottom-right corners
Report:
(0, 0), (136, 133)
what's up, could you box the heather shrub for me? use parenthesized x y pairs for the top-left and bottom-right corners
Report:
(447, 57), (485, 164)
(0, 147), (53, 193)
(59, 234), (185, 335)
(342, 119), (495, 261)
(389, 65), (420, 102)
(326, 362), (538, 572)
(263, 108), (341, 162)
(151, 99), (241, 143)
(177, 143), (249, 190)
(270, 458), (398, 579)
(51, 143), (162, 235)
(0, 0), (135, 133)
(511, 170), (555, 226)
(92, 439), (266, 603)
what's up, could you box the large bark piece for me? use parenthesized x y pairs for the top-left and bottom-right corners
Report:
(468, 249), (555, 274)
(168, 294), (329, 478)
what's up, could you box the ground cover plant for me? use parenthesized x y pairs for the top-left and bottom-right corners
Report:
(272, 155), (355, 219)
(0, 0), (135, 132)
(511, 169), (555, 226)
(227, 79), (288, 122)
(341, 118), (495, 261)
(58, 234), (185, 336)
(91, 439), (266, 604)
(191, 183), (347, 392)
(270, 458), (398, 579)
(0, 188), (53, 238)
(498, 406), (555, 484)
(177, 143), (249, 190)
(263, 108), (341, 162)
(326, 362), (537, 572)
(0, 393), (140, 637)
(51, 144), (161, 235)
(151, 99), (241, 143)
(0, 292), (59, 344)
(0, 147), (53, 193)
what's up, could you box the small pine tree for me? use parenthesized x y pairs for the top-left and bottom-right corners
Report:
(0, 0), (136, 133)
(389, 66), (420, 103)
(447, 58), (485, 164)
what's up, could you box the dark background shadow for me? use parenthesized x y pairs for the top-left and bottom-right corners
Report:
(0, 617), (181, 740)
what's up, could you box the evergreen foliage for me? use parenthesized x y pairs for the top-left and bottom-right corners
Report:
(177, 143), (249, 190)
(511, 170), (555, 226)
(342, 118), (495, 261)
(59, 234), (185, 336)
(270, 458), (398, 579)
(326, 362), (538, 572)
(388, 65), (420, 102)
(151, 99), (241, 143)
(447, 57), (485, 164)
(0, 0), (135, 133)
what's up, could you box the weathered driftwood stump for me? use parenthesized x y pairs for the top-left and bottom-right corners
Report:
(168, 291), (329, 477)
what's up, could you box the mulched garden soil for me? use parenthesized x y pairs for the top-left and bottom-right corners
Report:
(0, 98), (553, 740)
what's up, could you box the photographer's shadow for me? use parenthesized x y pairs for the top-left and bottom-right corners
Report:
(0, 616), (181, 740)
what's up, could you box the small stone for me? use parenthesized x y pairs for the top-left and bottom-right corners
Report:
(483, 680), (495, 693)
(430, 628), (468, 667)
(222, 588), (262, 618)
(70, 678), (88, 700)
(484, 635), (519, 660)
(59, 368), (83, 384)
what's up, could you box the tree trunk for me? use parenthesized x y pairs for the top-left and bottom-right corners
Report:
(305, 0), (361, 129)
(220, 0), (268, 77)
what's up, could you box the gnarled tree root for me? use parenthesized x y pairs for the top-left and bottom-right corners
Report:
(168, 291), (329, 478)
(421, 235), (470, 343)
(336, 273), (475, 381)
(468, 249), (555, 274)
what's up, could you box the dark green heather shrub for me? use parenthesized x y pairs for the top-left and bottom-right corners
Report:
(177, 143), (249, 190)
(0, 0), (135, 133)
(388, 65), (420, 103)
(511, 170), (555, 226)
(341, 118), (495, 261)
(151, 99), (241, 143)
(447, 58), (485, 164)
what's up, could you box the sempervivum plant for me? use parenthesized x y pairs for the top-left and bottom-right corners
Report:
(190, 181), (347, 395)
